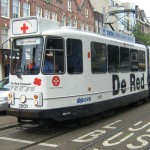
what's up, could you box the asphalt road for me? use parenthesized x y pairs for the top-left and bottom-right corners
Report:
(0, 112), (17, 127)
(0, 100), (150, 150)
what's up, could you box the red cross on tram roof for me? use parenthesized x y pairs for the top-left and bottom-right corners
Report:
(20, 23), (28, 33)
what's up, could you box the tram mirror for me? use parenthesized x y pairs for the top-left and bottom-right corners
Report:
(5, 55), (8, 60)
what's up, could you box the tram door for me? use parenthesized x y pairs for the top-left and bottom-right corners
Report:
(147, 46), (150, 96)
(2, 49), (10, 77)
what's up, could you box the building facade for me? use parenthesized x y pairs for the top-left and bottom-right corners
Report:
(89, 0), (109, 34)
(135, 5), (150, 34)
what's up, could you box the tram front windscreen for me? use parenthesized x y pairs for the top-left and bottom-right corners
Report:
(10, 37), (44, 76)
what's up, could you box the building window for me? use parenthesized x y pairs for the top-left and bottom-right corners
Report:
(36, 6), (42, 17)
(95, 20), (98, 33)
(67, 17), (72, 26)
(67, 39), (83, 74)
(85, 8), (88, 18)
(91, 42), (107, 73)
(23, 2), (30, 17)
(68, 0), (72, 12)
(56, 0), (63, 4)
(73, 18), (77, 28)
(1, 0), (9, 17)
(109, 0), (114, 6)
(52, 12), (57, 21)
(80, 22), (84, 31)
(141, 26), (144, 33)
(1, 28), (9, 49)
(61, 14), (66, 26)
(85, 24), (88, 31)
(89, 25), (93, 32)
(44, 9), (50, 19)
(13, 0), (20, 18)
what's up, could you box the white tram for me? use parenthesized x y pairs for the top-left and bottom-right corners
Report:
(7, 16), (150, 122)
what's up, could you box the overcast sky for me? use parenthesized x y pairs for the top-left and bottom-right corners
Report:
(119, 0), (150, 18)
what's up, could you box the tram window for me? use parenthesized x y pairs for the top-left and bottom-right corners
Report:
(43, 37), (64, 74)
(139, 51), (145, 71)
(120, 47), (130, 72)
(67, 39), (83, 74)
(91, 42), (107, 73)
(130, 49), (138, 72)
(108, 45), (119, 72)
(11, 37), (43, 75)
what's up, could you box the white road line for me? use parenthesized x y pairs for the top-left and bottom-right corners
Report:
(103, 120), (122, 129)
(0, 137), (58, 148)
(0, 137), (33, 144)
(38, 143), (58, 147)
(134, 121), (143, 126)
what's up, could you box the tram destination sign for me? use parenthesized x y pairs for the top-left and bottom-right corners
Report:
(102, 28), (135, 43)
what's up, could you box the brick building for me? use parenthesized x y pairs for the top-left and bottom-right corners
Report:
(0, 0), (95, 79)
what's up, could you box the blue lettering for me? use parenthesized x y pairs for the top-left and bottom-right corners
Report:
(77, 97), (91, 104)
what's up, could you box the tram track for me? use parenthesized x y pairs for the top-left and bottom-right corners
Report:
(15, 127), (76, 150)
(145, 147), (150, 150)
(78, 110), (150, 150)
(144, 145), (150, 150)
(0, 118), (81, 150)
(0, 123), (22, 138)
(0, 123), (19, 131)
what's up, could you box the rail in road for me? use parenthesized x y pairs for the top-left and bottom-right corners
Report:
(0, 118), (81, 150)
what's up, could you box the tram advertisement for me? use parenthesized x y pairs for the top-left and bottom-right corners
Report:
(112, 73), (144, 95)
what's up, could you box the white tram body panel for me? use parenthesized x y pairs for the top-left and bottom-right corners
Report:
(7, 17), (149, 121)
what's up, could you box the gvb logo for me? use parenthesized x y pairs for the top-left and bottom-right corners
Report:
(77, 97), (91, 104)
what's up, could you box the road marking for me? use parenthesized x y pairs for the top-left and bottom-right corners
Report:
(103, 120), (122, 129)
(103, 132), (134, 146)
(129, 122), (150, 131)
(0, 137), (33, 144)
(0, 137), (58, 148)
(134, 121), (143, 126)
(38, 143), (58, 147)
(127, 134), (150, 149)
(72, 130), (106, 142)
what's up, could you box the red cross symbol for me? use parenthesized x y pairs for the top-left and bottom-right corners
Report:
(20, 23), (28, 33)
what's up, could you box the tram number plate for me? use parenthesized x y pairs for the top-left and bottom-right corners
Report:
(19, 104), (28, 108)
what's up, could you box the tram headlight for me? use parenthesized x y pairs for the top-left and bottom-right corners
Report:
(8, 92), (15, 105)
(33, 92), (43, 106)
(20, 95), (26, 103)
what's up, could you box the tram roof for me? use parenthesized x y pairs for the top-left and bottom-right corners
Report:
(43, 27), (146, 49)
(10, 16), (146, 49)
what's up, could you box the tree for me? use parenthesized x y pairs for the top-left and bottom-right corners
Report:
(133, 25), (150, 46)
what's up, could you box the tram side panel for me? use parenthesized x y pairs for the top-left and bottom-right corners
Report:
(84, 37), (149, 115)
